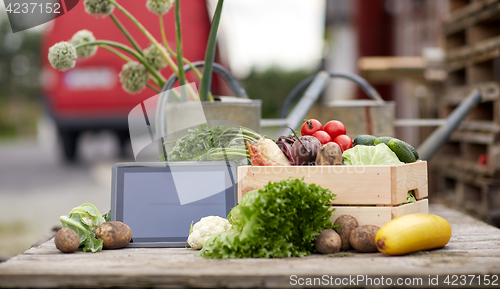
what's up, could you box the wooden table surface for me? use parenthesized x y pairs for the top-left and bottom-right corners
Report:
(1, 204), (500, 288)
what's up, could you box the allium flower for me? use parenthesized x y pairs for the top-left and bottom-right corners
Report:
(143, 44), (168, 70)
(119, 62), (148, 93)
(84, 0), (114, 17)
(146, 0), (174, 15)
(48, 42), (77, 71)
(70, 30), (98, 58)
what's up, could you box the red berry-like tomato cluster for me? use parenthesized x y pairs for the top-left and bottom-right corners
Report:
(301, 119), (353, 151)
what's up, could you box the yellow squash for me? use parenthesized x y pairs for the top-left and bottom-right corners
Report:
(375, 213), (452, 256)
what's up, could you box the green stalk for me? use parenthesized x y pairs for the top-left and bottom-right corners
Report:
(101, 45), (162, 92)
(159, 15), (169, 53)
(160, 15), (203, 80)
(109, 14), (143, 55)
(149, 75), (161, 87)
(199, 0), (224, 102)
(147, 83), (161, 93)
(74, 40), (166, 86)
(109, 0), (178, 75)
(100, 45), (133, 62)
(174, 0), (187, 101)
(59, 216), (89, 235)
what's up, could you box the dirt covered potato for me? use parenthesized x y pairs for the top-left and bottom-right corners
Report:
(315, 142), (343, 165)
(334, 215), (359, 251)
(349, 225), (380, 253)
(55, 228), (80, 253)
(95, 221), (132, 249)
(314, 229), (341, 254)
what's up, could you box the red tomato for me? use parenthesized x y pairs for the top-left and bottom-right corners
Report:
(301, 119), (323, 136)
(324, 120), (346, 140)
(312, 131), (332, 145)
(478, 154), (488, 167)
(333, 135), (353, 152)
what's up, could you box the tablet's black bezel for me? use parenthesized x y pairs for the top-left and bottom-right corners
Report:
(111, 161), (237, 247)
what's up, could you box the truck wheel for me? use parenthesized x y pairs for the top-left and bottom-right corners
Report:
(59, 130), (80, 162)
(117, 130), (130, 158)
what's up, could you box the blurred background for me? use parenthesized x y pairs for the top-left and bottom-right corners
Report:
(1, 0), (500, 260)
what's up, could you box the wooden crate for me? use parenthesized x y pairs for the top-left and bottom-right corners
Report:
(237, 162), (428, 227)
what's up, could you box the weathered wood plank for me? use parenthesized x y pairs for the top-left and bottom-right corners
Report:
(0, 204), (499, 288)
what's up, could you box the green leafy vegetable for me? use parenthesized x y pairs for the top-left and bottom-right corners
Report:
(199, 179), (337, 258)
(59, 203), (105, 253)
(405, 190), (417, 204)
(342, 144), (404, 166)
(162, 125), (262, 164)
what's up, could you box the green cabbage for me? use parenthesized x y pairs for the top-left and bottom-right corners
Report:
(343, 144), (404, 166)
(199, 179), (337, 258)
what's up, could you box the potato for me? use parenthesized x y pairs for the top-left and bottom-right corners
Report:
(315, 142), (343, 165)
(95, 221), (132, 249)
(314, 229), (341, 254)
(54, 228), (80, 253)
(334, 215), (359, 251)
(349, 225), (380, 253)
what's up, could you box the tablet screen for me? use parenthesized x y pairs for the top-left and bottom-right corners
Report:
(113, 163), (236, 244)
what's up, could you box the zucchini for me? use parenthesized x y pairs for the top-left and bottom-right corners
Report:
(375, 213), (452, 256)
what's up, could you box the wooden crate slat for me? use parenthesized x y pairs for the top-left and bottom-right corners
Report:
(450, 130), (498, 144)
(443, 82), (500, 105)
(330, 199), (428, 227)
(444, 1), (500, 35)
(237, 162), (428, 206)
(447, 35), (500, 68)
(459, 120), (500, 133)
(393, 161), (429, 202)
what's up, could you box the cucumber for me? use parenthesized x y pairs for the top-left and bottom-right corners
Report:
(408, 144), (419, 160)
(353, 135), (377, 146)
(387, 139), (417, 163)
(374, 136), (393, 145)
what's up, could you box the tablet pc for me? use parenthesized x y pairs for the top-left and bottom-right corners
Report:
(111, 161), (237, 247)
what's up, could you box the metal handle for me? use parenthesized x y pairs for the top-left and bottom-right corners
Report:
(161, 61), (247, 97)
(280, 71), (383, 118)
(276, 71), (330, 137)
(417, 89), (483, 161)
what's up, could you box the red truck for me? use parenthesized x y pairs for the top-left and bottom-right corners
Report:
(41, 1), (225, 161)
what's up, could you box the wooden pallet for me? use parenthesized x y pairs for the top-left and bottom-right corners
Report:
(432, 0), (500, 224)
(436, 163), (500, 222)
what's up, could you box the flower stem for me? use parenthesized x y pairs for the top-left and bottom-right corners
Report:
(174, 0), (187, 101)
(199, 0), (224, 102)
(159, 15), (169, 53)
(74, 40), (166, 86)
(147, 83), (161, 93)
(159, 15), (203, 80)
(100, 45), (133, 62)
(109, 0), (178, 75)
(109, 14), (143, 55)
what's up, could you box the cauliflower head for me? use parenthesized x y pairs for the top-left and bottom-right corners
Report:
(187, 216), (232, 249)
